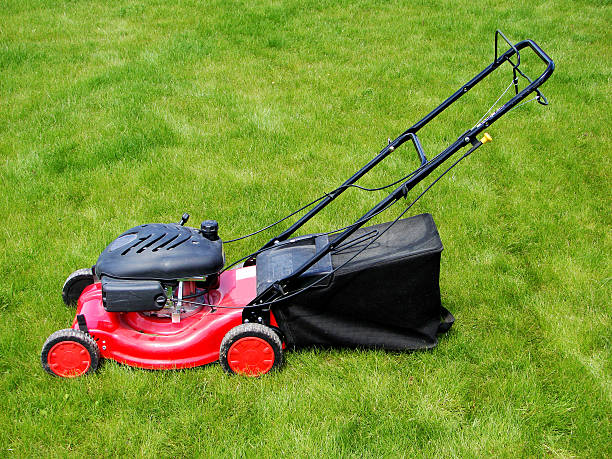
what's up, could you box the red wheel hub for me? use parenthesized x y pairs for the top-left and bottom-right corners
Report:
(47, 341), (91, 377)
(227, 337), (274, 376)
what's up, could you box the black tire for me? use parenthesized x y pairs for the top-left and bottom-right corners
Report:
(219, 323), (284, 376)
(41, 328), (100, 377)
(62, 268), (94, 306)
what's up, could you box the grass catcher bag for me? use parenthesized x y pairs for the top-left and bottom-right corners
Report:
(260, 213), (454, 350)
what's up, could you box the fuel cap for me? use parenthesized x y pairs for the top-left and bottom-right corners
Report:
(200, 220), (219, 241)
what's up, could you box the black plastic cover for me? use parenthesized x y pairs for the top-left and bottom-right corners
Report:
(102, 278), (166, 312)
(269, 213), (451, 351)
(95, 223), (224, 281)
(256, 234), (333, 294)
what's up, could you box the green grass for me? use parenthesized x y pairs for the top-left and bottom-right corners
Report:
(1, 0), (610, 456)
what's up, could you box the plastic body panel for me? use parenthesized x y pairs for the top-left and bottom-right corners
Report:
(95, 223), (224, 281)
(256, 234), (333, 294)
(71, 266), (276, 370)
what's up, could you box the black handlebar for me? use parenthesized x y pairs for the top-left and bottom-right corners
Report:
(249, 32), (555, 317)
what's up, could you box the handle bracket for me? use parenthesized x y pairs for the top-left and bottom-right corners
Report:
(405, 132), (427, 166)
(495, 30), (520, 68)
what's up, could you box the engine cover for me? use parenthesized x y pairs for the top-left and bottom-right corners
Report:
(95, 223), (224, 281)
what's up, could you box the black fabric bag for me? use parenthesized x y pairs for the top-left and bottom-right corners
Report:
(259, 213), (454, 351)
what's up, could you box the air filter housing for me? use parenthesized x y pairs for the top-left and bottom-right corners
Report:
(102, 278), (167, 312)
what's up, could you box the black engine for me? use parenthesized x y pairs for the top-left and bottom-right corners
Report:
(94, 219), (224, 312)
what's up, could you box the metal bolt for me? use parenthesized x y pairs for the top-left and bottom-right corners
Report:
(102, 345), (107, 350)
(257, 317), (263, 323)
(464, 137), (470, 143)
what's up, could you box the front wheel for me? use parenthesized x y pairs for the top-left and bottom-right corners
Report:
(219, 323), (284, 376)
(41, 329), (100, 377)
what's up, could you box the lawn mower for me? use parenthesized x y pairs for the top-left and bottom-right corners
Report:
(41, 31), (554, 377)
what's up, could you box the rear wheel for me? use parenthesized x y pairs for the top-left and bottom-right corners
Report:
(219, 323), (283, 376)
(41, 329), (100, 377)
(62, 268), (95, 306)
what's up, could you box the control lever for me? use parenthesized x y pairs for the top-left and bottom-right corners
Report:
(178, 213), (190, 226)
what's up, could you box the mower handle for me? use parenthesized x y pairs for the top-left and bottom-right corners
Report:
(512, 38), (554, 71)
(495, 30), (555, 74)
(512, 39), (554, 106)
(255, 32), (554, 259)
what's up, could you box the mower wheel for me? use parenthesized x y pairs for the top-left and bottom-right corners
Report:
(41, 329), (100, 378)
(219, 323), (283, 376)
(62, 268), (95, 306)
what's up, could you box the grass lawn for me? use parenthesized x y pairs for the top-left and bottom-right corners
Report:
(1, 0), (610, 456)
